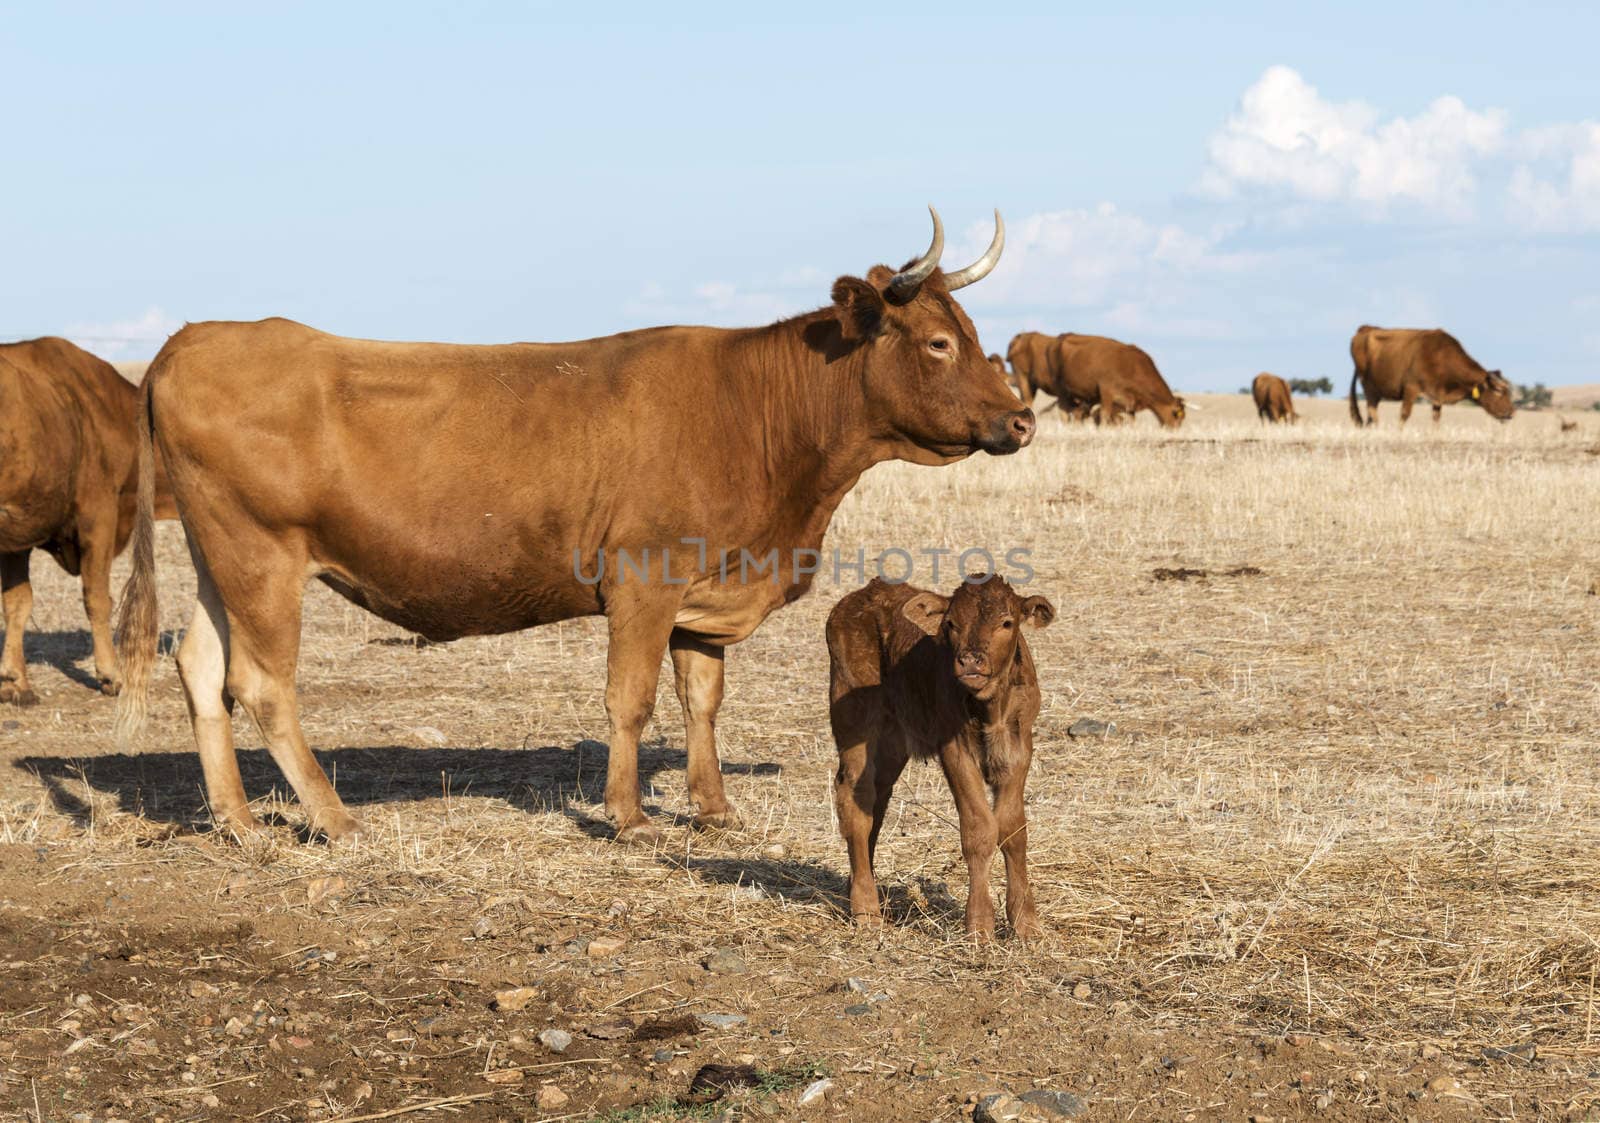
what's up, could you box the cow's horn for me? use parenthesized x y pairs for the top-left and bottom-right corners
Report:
(886, 205), (945, 300)
(943, 210), (1005, 291)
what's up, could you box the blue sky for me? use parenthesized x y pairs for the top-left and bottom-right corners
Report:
(4, 2), (1598, 389)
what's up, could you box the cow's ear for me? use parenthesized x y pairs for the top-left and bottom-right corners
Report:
(832, 276), (886, 342)
(1020, 595), (1056, 629)
(900, 592), (949, 637)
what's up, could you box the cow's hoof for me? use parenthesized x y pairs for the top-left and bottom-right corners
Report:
(850, 911), (886, 928)
(1010, 918), (1045, 943)
(614, 820), (664, 847)
(215, 814), (268, 842)
(691, 806), (744, 833)
(0, 682), (38, 707)
(317, 813), (368, 846)
(98, 677), (122, 698)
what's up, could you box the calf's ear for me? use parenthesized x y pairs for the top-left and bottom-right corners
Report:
(900, 592), (949, 637)
(832, 276), (886, 342)
(1020, 595), (1056, 628)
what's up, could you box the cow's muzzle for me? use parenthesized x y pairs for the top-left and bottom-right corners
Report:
(981, 408), (1035, 454)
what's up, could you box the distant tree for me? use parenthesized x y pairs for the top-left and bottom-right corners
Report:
(1514, 382), (1553, 410)
(1287, 377), (1335, 397)
(1590, 400), (1600, 412)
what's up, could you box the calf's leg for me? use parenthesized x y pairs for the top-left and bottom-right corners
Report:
(939, 744), (1000, 939)
(0, 551), (36, 706)
(670, 630), (740, 831)
(832, 688), (888, 924)
(992, 755), (1041, 939)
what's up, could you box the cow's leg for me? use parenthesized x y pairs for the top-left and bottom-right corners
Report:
(992, 754), (1041, 940)
(1431, 402), (1443, 424)
(175, 540), (255, 836)
(214, 546), (362, 842)
(1399, 385), (1419, 425)
(76, 509), (122, 695)
(602, 589), (681, 844)
(833, 701), (889, 924)
(0, 551), (37, 706)
(669, 630), (740, 831)
(939, 744), (999, 939)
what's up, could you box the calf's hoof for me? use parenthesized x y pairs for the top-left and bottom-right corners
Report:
(0, 682), (38, 707)
(614, 820), (664, 847)
(315, 811), (368, 846)
(691, 806), (744, 833)
(98, 677), (122, 698)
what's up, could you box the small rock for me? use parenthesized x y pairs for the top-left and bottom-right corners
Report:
(287, 1035), (313, 1049)
(761, 843), (786, 860)
(1426, 1075), (1459, 1095)
(305, 876), (347, 906)
(1072, 982), (1092, 1000)
(1482, 1043), (1536, 1063)
(705, 949), (748, 974)
(1019, 1089), (1087, 1118)
(538, 1028), (573, 1054)
(975, 1093), (1026, 1123)
(470, 916), (495, 939)
(1313, 1094), (1332, 1110)
(1067, 719), (1114, 739)
(1419, 1043), (1441, 1061)
(844, 1003), (872, 1016)
(586, 1020), (633, 1040)
(484, 1068), (524, 1084)
(187, 981), (220, 998)
(652, 1047), (675, 1063)
(223, 1017), (247, 1037)
(410, 725), (449, 746)
(493, 987), (539, 1012)
(696, 1013), (747, 1030)
(199, 1095), (220, 1109)
(536, 1085), (570, 1109)
(587, 936), (626, 958)
(799, 1077), (834, 1106)
(845, 977), (869, 993)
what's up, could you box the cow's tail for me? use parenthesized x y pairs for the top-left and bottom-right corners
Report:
(113, 375), (160, 746)
(1348, 371), (1364, 427)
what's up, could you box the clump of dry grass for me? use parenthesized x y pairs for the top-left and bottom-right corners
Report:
(5, 390), (1599, 1066)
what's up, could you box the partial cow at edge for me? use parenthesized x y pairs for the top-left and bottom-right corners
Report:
(1348, 326), (1514, 427)
(1007, 331), (1185, 427)
(827, 575), (1055, 940)
(1252, 372), (1297, 424)
(0, 338), (177, 704)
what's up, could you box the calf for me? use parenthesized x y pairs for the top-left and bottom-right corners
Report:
(827, 576), (1055, 939)
(1252, 372), (1297, 423)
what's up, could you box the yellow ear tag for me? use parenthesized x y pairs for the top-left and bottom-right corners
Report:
(1471, 386), (1481, 399)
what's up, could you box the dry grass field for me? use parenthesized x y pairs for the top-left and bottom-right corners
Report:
(3, 391), (1598, 1121)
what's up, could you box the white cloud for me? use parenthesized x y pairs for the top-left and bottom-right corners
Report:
(1508, 122), (1600, 231)
(1201, 66), (1508, 217)
(65, 306), (182, 361)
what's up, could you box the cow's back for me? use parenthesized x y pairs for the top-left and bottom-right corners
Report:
(1058, 334), (1174, 405)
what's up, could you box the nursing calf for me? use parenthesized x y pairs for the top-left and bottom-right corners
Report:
(827, 576), (1055, 939)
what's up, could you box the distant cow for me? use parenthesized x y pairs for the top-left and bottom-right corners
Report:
(1252, 373), (1297, 423)
(1348, 326), (1514, 426)
(1054, 333), (1185, 427)
(1003, 332), (1092, 420)
(0, 338), (176, 704)
(827, 575), (1055, 940)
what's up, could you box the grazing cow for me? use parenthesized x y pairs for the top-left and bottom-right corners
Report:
(1348, 325), (1514, 426)
(828, 575), (1055, 939)
(1003, 332), (1092, 420)
(0, 338), (176, 704)
(1054, 333), (1185, 427)
(1252, 372), (1297, 423)
(116, 209), (1033, 845)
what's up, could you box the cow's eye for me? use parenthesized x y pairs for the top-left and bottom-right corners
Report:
(999, 619), (1014, 630)
(928, 337), (952, 355)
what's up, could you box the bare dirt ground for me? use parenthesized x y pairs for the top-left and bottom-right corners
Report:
(3, 392), (1599, 1122)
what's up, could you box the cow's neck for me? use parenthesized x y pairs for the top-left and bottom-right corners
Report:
(718, 311), (894, 552)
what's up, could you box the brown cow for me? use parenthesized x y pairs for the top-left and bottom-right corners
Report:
(827, 575), (1055, 939)
(1348, 325), (1514, 426)
(1003, 332), (1092, 420)
(0, 339), (176, 704)
(115, 209), (1034, 845)
(1054, 333), (1186, 427)
(1252, 372), (1297, 423)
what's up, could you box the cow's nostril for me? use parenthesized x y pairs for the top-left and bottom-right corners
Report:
(1009, 410), (1036, 444)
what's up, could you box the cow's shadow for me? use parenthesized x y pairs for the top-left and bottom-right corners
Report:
(8, 629), (102, 693)
(16, 739), (781, 842)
